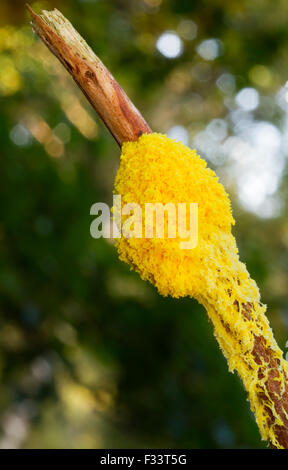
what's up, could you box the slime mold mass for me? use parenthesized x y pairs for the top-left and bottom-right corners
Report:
(114, 133), (288, 449)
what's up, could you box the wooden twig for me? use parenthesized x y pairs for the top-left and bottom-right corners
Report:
(27, 5), (288, 448)
(26, 4), (151, 146)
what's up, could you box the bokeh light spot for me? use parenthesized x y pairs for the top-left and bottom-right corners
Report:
(156, 32), (183, 59)
(235, 87), (259, 111)
(196, 38), (221, 61)
(167, 125), (189, 145)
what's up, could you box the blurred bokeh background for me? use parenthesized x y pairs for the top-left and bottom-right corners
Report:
(1, 0), (288, 449)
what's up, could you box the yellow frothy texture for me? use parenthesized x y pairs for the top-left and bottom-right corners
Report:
(114, 133), (288, 448)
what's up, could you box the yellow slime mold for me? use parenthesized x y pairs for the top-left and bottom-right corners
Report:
(114, 133), (288, 449)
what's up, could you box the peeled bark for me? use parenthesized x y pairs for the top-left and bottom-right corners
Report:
(26, 5), (151, 146)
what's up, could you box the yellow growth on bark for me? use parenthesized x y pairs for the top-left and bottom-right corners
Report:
(27, 6), (288, 448)
(115, 134), (288, 448)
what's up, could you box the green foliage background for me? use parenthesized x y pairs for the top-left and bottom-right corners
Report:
(0, 0), (288, 449)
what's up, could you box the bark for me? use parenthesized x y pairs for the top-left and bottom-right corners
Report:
(26, 5), (151, 146)
(210, 298), (288, 448)
(244, 303), (288, 448)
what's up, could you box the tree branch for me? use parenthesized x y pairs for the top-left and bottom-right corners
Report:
(27, 4), (288, 449)
(26, 4), (151, 146)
